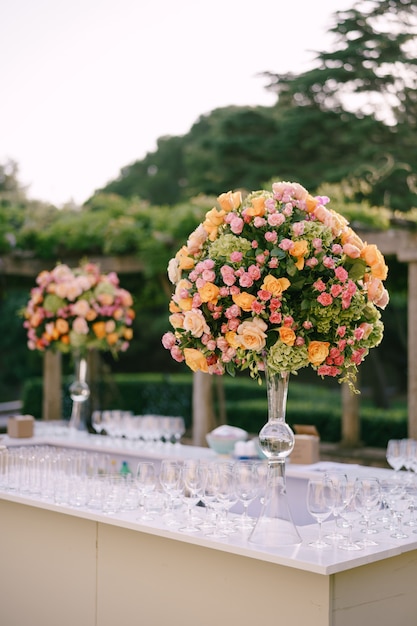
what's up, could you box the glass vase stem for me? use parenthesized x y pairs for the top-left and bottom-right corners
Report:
(69, 355), (90, 431)
(249, 368), (301, 547)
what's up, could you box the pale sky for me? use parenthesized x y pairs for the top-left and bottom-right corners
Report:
(1, 0), (354, 206)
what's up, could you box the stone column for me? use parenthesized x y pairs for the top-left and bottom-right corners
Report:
(192, 371), (215, 446)
(42, 351), (62, 421)
(341, 382), (361, 446)
(408, 261), (417, 438)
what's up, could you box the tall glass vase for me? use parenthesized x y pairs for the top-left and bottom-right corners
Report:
(249, 368), (302, 547)
(68, 354), (90, 432)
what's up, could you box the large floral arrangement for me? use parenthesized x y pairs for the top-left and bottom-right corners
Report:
(23, 262), (135, 356)
(162, 181), (389, 386)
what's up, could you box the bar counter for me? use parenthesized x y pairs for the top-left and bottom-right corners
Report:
(1, 431), (417, 626)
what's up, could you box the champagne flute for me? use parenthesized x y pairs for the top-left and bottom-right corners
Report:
(306, 478), (333, 548)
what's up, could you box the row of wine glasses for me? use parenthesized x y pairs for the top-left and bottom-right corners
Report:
(135, 458), (265, 536)
(91, 412), (186, 447)
(306, 471), (417, 550)
(386, 438), (417, 474)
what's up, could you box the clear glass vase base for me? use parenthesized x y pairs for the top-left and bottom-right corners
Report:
(249, 517), (302, 547)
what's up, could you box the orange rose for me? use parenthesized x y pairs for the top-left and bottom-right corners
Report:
(225, 331), (239, 349)
(175, 279), (193, 311)
(360, 244), (388, 280)
(305, 195), (318, 213)
(308, 341), (330, 366)
(123, 328), (133, 340)
(184, 348), (209, 373)
(98, 293), (114, 306)
(177, 297), (193, 311)
(341, 227), (364, 250)
(245, 196), (266, 217)
(261, 275), (291, 296)
(169, 313), (184, 329)
(278, 327), (296, 346)
(169, 300), (181, 314)
(106, 332), (119, 346)
(92, 321), (107, 339)
(176, 246), (195, 271)
(290, 240), (308, 270)
(56, 318), (69, 335)
(203, 207), (226, 241)
(85, 308), (97, 321)
(236, 318), (267, 351)
(187, 224), (207, 255)
(198, 282), (220, 304)
(232, 292), (256, 312)
(329, 209), (349, 236)
(217, 191), (242, 212)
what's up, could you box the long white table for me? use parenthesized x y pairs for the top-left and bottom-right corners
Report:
(1, 431), (416, 626)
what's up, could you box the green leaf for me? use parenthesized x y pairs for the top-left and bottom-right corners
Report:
(225, 361), (236, 377)
(270, 247), (286, 259)
(266, 329), (279, 348)
(286, 258), (298, 277)
(348, 259), (367, 281)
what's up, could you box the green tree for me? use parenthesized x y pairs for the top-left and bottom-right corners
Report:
(263, 0), (417, 210)
(95, 135), (187, 206)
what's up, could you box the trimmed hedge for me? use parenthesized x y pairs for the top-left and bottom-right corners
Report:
(21, 373), (407, 448)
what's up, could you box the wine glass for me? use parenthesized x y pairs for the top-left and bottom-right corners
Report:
(202, 464), (229, 539)
(159, 459), (183, 525)
(91, 411), (104, 435)
(386, 439), (405, 473)
(172, 417), (186, 445)
(136, 461), (156, 521)
(402, 439), (417, 480)
(179, 460), (204, 533)
(216, 461), (239, 535)
(232, 460), (260, 531)
(385, 481), (412, 539)
(356, 477), (381, 546)
(323, 471), (348, 540)
(306, 478), (333, 548)
(338, 480), (363, 551)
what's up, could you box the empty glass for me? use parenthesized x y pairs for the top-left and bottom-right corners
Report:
(179, 460), (205, 533)
(338, 480), (363, 551)
(386, 439), (405, 473)
(306, 478), (333, 548)
(136, 462), (156, 521)
(356, 477), (381, 546)
(233, 460), (260, 531)
(159, 459), (183, 525)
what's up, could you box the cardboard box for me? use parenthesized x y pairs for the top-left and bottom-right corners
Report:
(291, 424), (320, 464)
(7, 415), (34, 438)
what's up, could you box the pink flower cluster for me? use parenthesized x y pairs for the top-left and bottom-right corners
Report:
(163, 181), (389, 385)
(23, 262), (135, 355)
